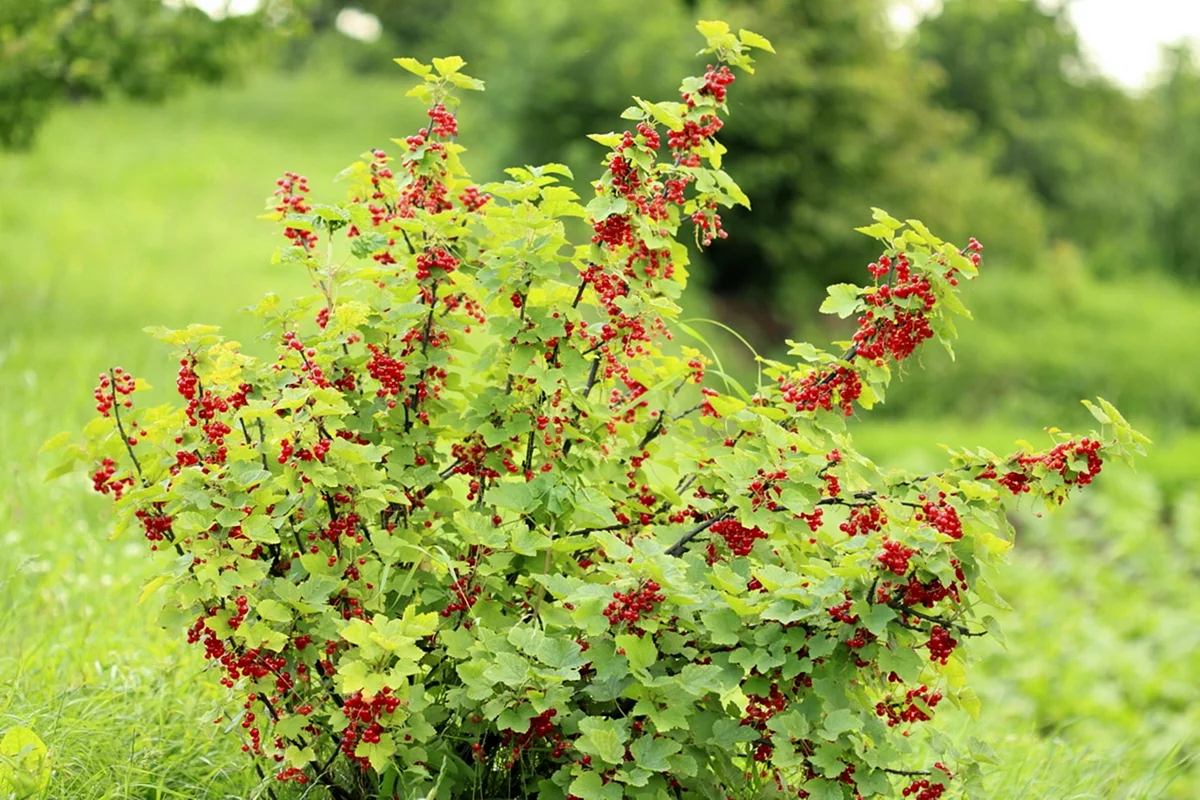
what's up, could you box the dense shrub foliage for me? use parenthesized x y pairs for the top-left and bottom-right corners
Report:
(51, 22), (1148, 799)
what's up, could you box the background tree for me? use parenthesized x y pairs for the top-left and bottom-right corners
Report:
(415, 0), (1048, 341)
(1144, 43), (1200, 281)
(911, 0), (1152, 272)
(0, 0), (274, 149)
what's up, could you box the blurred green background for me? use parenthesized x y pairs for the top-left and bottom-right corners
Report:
(1, 0), (1197, 797)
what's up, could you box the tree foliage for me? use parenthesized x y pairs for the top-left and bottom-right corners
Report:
(0, 0), (269, 149)
(911, 0), (1151, 271)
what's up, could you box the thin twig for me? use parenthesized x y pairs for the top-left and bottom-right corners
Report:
(109, 369), (143, 478)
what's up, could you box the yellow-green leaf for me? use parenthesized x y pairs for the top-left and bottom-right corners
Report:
(432, 56), (466, 76)
(138, 574), (169, 606)
(394, 57), (431, 76)
(738, 29), (776, 53)
(696, 20), (731, 39)
(0, 727), (51, 794)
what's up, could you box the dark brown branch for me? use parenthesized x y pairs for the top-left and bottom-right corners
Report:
(582, 356), (601, 398)
(252, 760), (281, 800)
(564, 523), (632, 538)
(522, 426), (537, 475)
(888, 602), (986, 637)
(240, 418), (269, 471)
(420, 279), (440, 357)
(881, 767), (933, 778)
(666, 513), (730, 557)
(636, 413), (665, 451)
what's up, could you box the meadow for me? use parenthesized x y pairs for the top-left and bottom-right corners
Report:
(0, 62), (1196, 798)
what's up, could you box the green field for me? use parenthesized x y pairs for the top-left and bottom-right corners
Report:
(1, 65), (1195, 798)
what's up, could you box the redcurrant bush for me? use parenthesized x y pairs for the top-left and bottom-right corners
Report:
(48, 20), (1148, 800)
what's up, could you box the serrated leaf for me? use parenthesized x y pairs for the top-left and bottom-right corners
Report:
(394, 58), (432, 76)
(491, 652), (532, 687)
(569, 771), (622, 800)
(446, 72), (485, 91)
(585, 194), (628, 221)
(738, 29), (776, 53)
(577, 717), (627, 765)
(256, 599), (292, 623)
(241, 515), (280, 544)
(819, 284), (862, 318)
(696, 20), (731, 39)
(587, 132), (625, 148)
(905, 218), (943, 247)
(39, 431), (72, 455)
(489, 482), (536, 513)
(0, 726), (51, 793)
(432, 56), (466, 76)
(615, 633), (657, 671)
(819, 708), (861, 739)
(629, 735), (681, 771)
(958, 686), (981, 720)
(1081, 398), (1111, 425)
(511, 526), (551, 556)
(855, 222), (893, 240)
(138, 574), (169, 606)
(870, 207), (904, 230)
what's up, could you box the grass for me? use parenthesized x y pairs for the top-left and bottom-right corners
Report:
(0, 59), (1196, 798)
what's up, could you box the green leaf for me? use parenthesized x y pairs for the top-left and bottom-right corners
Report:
(138, 575), (169, 606)
(577, 717), (627, 765)
(629, 735), (682, 772)
(870, 207), (904, 230)
(1081, 398), (1111, 425)
(489, 482), (536, 513)
(585, 194), (628, 221)
(819, 708), (862, 739)
(738, 29), (776, 53)
(241, 514), (280, 544)
(854, 222), (893, 240)
(394, 58), (432, 76)
(810, 741), (848, 778)
(498, 704), (537, 733)
(0, 727), (51, 794)
(399, 605), (439, 637)
(491, 652), (532, 687)
(806, 778), (847, 800)
(534, 637), (588, 670)
(713, 169), (751, 209)
(569, 771), (623, 800)
(905, 218), (943, 247)
(38, 431), (72, 454)
(256, 599), (293, 623)
(696, 20), (731, 39)
(587, 132), (625, 148)
(634, 97), (685, 132)
(512, 526), (551, 556)
(615, 633), (657, 671)
(861, 603), (895, 637)
(958, 686), (982, 720)
(567, 487), (619, 528)
(446, 72), (485, 91)
(349, 231), (389, 259)
(354, 737), (396, 772)
(819, 284), (862, 318)
(432, 56), (466, 76)
(701, 608), (743, 645)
